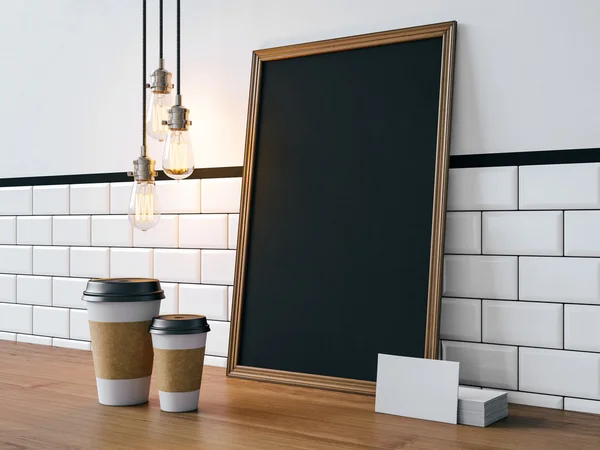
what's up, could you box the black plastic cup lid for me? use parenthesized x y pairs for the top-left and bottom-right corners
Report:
(150, 314), (211, 335)
(83, 278), (165, 302)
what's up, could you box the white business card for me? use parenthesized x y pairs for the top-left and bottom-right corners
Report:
(375, 354), (460, 424)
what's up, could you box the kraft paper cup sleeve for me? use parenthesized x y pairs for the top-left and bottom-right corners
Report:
(154, 347), (206, 393)
(89, 320), (154, 380)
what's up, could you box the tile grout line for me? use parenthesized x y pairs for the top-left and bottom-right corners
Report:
(479, 201), (483, 349)
(516, 159), (520, 395)
(562, 209), (565, 352)
(563, 303), (565, 351)
(517, 346), (520, 392)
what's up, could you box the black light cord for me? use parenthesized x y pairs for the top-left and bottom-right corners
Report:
(142, 0), (147, 149)
(159, 0), (163, 59)
(177, 0), (181, 96)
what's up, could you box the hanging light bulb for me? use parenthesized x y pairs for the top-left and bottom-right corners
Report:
(128, 0), (160, 232)
(146, 61), (173, 142)
(162, 95), (194, 179)
(129, 181), (160, 231)
(128, 158), (161, 231)
(146, 1), (173, 142)
(162, 0), (194, 180)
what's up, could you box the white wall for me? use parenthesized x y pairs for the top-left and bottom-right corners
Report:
(1, 0), (599, 178)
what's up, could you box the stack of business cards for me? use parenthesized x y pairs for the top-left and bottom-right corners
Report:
(458, 387), (508, 427)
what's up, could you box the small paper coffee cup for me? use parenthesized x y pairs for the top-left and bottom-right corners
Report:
(150, 315), (211, 413)
(84, 278), (164, 406)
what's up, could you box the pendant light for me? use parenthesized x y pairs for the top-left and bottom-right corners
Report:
(128, 0), (161, 232)
(162, 0), (194, 180)
(146, 0), (173, 142)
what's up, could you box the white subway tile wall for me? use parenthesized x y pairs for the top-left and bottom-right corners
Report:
(440, 297), (481, 342)
(0, 246), (32, 274)
(564, 211), (600, 256)
(519, 348), (600, 399)
(443, 255), (518, 299)
(0, 274), (17, 303)
(447, 167), (518, 211)
(206, 320), (230, 357)
(444, 212), (481, 254)
(228, 214), (239, 250)
(0, 331), (16, 342)
(441, 163), (600, 414)
(0, 187), (32, 215)
(201, 250), (236, 285)
(52, 277), (88, 309)
(0, 304), (32, 333)
(201, 178), (242, 213)
(33, 185), (69, 215)
(0, 178), (240, 367)
(33, 306), (70, 338)
(134, 215), (179, 248)
(16, 216), (52, 245)
(442, 341), (518, 390)
(70, 184), (110, 215)
(17, 334), (52, 346)
(179, 284), (228, 320)
(486, 388), (564, 409)
(109, 248), (153, 278)
(33, 246), (70, 276)
(17, 275), (52, 306)
(53, 216), (91, 246)
(70, 247), (110, 278)
(179, 214), (228, 249)
(482, 300), (563, 349)
(227, 286), (233, 321)
(564, 398), (600, 415)
(160, 283), (179, 315)
(5, 168), (600, 411)
(70, 309), (90, 341)
(156, 180), (201, 214)
(519, 257), (600, 304)
(519, 163), (600, 210)
(482, 211), (563, 256)
(564, 305), (600, 352)
(154, 249), (201, 283)
(205, 355), (227, 368)
(109, 182), (131, 215)
(91, 216), (132, 247)
(0, 217), (16, 244)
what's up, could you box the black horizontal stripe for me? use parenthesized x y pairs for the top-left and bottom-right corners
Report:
(0, 166), (244, 188)
(450, 148), (600, 168)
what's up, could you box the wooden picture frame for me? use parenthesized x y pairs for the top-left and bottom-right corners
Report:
(227, 21), (457, 395)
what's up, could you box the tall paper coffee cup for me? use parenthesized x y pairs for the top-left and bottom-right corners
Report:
(84, 278), (164, 406)
(150, 315), (211, 412)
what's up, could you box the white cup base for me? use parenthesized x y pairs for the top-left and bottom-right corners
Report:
(96, 376), (152, 406)
(158, 390), (200, 412)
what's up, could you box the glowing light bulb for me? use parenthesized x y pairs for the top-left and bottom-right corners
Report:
(162, 129), (194, 180)
(128, 182), (160, 231)
(146, 92), (173, 142)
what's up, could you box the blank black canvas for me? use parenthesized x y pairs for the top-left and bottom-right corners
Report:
(238, 37), (443, 382)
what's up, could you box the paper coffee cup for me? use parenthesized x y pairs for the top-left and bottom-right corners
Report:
(84, 278), (164, 406)
(150, 315), (211, 413)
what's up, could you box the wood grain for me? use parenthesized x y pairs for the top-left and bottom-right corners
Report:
(0, 341), (599, 449)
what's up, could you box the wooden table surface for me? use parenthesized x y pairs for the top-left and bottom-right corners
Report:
(0, 341), (599, 450)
